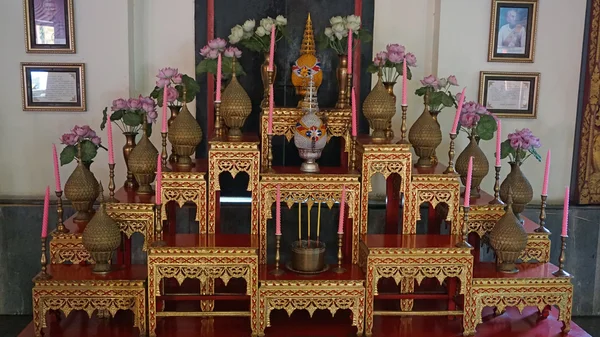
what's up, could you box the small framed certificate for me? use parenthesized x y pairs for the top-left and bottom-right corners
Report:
(479, 71), (539, 118)
(21, 62), (86, 111)
(23, 0), (76, 53)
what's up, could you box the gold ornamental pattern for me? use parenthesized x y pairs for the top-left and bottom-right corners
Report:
(49, 233), (93, 264)
(160, 171), (207, 233)
(462, 205), (504, 237)
(106, 202), (154, 250)
(519, 236), (551, 263)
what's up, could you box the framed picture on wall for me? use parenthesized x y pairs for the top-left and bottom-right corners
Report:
(479, 71), (540, 118)
(488, 0), (538, 62)
(23, 0), (75, 53)
(21, 63), (86, 111)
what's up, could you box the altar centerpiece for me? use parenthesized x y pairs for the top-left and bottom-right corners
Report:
(294, 74), (327, 173)
(291, 14), (323, 106)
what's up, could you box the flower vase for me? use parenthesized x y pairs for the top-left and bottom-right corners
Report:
(500, 161), (533, 219)
(335, 54), (349, 109)
(455, 135), (489, 199)
(261, 52), (277, 108)
(383, 81), (397, 139)
(64, 159), (100, 225)
(363, 72), (396, 141)
(122, 132), (138, 191)
(408, 93), (442, 167)
(167, 105), (182, 164)
(128, 131), (158, 195)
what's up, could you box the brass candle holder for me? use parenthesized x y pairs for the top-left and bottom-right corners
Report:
(271, 234), (284, 276)
(160, 132), (171, 171)
(266, 134), (274, 173)
(489, 166), (504, 205)
(552, 236), (571, 277)
(55, 191), (68, 233)
(350, 135), (358, 173)
(107, 163), (119, 203)
(214, 101), (223, 138)
(443, 133), (458, 174)
(333, 233), (346, 273)
(456, 206), (473, 248)
(535, 195), (551, 233)
(346, 73), (353, 107)
(33, 237), (51, 281)
(152, 204), (166, 247)
(400, 105), (408, 144)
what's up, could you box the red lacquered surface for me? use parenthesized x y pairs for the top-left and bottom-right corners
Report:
(269, 165), (359, 176)
(474, 262), (560, 279)
(209, 133), (260, 144)
(19, 306), (591, 336)
(259, 263), (364, 281)
(43, 264), (147, 281)
(158, 234), (259, 249)
(114, 186), (156, 204)
(364, 234), (464, 249)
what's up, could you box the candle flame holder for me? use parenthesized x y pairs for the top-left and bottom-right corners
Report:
(456, 206), (473, 248)
(151, 204), (166, 247)
(55, 191), (68, 233)
(33, 237), (51, 281)
(350, 135), (358, 173)
(400, 105), (409, 144)
(346, 73), (353, 107)
(333, 233), (346, 273)
(271, 234), (284, 276)
(534, 195), (551, 233)
(107, 163), (119, 203)
(160, 132), (171, 172)
(489, 166), (504, 205)
(552, 236), (571, 277)
(214, 101), (223, 139)
(443, 133), (458, 174)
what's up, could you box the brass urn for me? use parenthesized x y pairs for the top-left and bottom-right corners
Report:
(488, 191), (528, 273)
(64, 147), (99, 224)
(363, 70), (396, 141)
(499, 161), (533, 219)
(221, 58), (251, 138)
(408, 92), (442, 167)
(82, 186), (121, 274)
(168, 102), (203, 171)
(128, 126), (158, 195)
(456, 135), (490, 198)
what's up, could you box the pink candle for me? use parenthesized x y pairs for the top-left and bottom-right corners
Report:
(52, 144), (62, 192)
(216, 53), (222, 102)
(351, 87), (357, 137)
(155, 154), (162, 205)
(276, 184), (281, 235)
(347, 29), (353, 75)
(268, 25), (275, 71)
(451, 87), (466, 134)
(338, 186), (346, 234)
(41, 186), (49, 238)
(268, 84), (274, 134)
(542, 149), (551, 195)
(562, 186), (569, 237)
(495, 119), (501, 167)
(464, 156), (473, 207)
(161, 84), (168, 133)
(401, 60), (407, 106)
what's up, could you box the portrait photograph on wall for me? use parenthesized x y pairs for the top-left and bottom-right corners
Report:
(21, 62), (86, 111)
(478, 71), (539, 118)
(488, 0), (537, 62)
(23, 0), (75, 53)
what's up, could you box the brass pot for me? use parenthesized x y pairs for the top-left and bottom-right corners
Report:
(221, 60), (252, 138)
(291, 240), (326, 272)
(64, 160), (99, 225)
(122, 132), (138, 191)
(408, 93), (442, 167)
(488, 194), (528, 273)
(500, 161), (533, 218)
(82, 191), (121, 274)
(168, 104), (203, 171)
(335, 54), (349, 108)
(261, 52), (277, 108)
(128, 133), (158, 195)
(456, 135), (489, 198)
(168, 105), (182, 164)
(363, 73), (396, 141)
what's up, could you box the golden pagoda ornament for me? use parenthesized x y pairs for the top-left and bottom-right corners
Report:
(291, 13), (323, 105)
(221, 58), (252, 138)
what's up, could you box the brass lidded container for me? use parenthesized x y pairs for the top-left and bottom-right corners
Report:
(455, 135), (490, 198)
(221, 58), (252, 138)
(168, 101), (203, 171)
(63, 145), (99, 224)
(82, 185), (121, 274)
(363, 70), (396, 141)
(128, 122), (158, 194)
(499, 161), (533, 219)
(408, 91), (442, 168)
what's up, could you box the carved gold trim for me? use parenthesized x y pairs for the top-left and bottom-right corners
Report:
(106, 202), (154, 251)
(161, 171), (207, 233)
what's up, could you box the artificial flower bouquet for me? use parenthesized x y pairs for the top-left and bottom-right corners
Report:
(59, 125), (107, 166)
(367, 44), (417, 82)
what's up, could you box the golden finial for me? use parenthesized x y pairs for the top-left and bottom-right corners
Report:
(300, 13), (316, 55)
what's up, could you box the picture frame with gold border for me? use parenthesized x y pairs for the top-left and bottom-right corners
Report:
(21, 62), (86, 112)
(23, 0), (75, 53)
(478, 71), (540, 118)
(488, 0), (538, 62)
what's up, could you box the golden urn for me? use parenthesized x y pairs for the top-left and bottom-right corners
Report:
(128, 127), (158, 194)
(488, 191), (528, 273)
(82, 186), (121, 274)
(221, 58), (252, 138)
(456, 135), (489, 198)
(291, 14), (323, 103)
(63, 148), (99, 224)
(168, 102), (203, 171)
(408, 92), (442, 167)
(362, 71), (396, 141)
(500, 161), (533, 219)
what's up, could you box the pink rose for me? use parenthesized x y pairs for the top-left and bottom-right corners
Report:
(404, 53), (417, 67)
(208, 38), (227, 51)
(447, 75), (459, 86)
(420, 75), (438, 88)
(158, 67), (178, 79)
(147, 110), (158, 123)
(156, 78), (170, 88)
(139, 95), (154, 106)
(86, 130), (96, 138)
(508, 132), (522, 150)
(461, 101), (478, 114)
(166, 87), (179, 103)
(224, 46), (242, 58)
(142, 102), (156, 114)
(60, 133), (78, 146)
(91, 136), (101, 146)
(172, 73), (182, 84)
(72, 125), (92, 137)
(128, 98), (141, 109)
(387, 51), (404, 63)
(373, 51), (388, 66)
(200, 45), (211, 57)
(111, 98), (128, 111)
(207, 49), (219, 60)
(386, 43), (405, 55)
(460, 112), (480, 128)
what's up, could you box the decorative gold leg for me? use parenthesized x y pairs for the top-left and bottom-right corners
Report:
(55, 191), (68, 233)
(33, 237), (51, 281)
(152, 204), (166, 247)
(553, 236), (570, 277)
(333, 233), (346, 273)
(489, 166), (503, 205)
(443, 133), (458, 174)
(271, 234), (284, 275)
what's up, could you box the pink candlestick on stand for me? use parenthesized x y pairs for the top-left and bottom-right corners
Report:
(52, 144), (62, 191)
(276, 184), (281, 235)
(268, 84), (274, 134)
(161, 84), (168, 133)
(401, 60), (407, 106)
(268, 26), (275, 71)
(347, 29), (353, 75)
(464, 156), (473, 207)
(338, 186), (346, 234)
(495, 119), (501, 167)
(562, 186), (569, 237)
(351, 87), (357, 137)
(216, 53), (222, 101)
(107, 119), (115, 165)
(155, 154), (162, 205)
(542, 149), (551, 195)
(42, 186), (49, 238)
(451, 87), (466, 134)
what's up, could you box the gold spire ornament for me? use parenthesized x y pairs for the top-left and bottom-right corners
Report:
(221, 58), (252, 138)
(362, 69), (396, 141)
(168, 89), (203, 171)
(128, 117), (159, 194)
(63, 144), (100, 224)
(291, 13), (323, 103)
(300, 13), (316, 55)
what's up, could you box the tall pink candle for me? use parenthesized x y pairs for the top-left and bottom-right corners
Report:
(562, 186), (569, 237)
(107, 118), (115, 165)
(347, 29), (353, 75)
(52, 144), (62, 192)
(276, 184), (281, 235)
(161, 84), (168, 133)
(401, 60), (407, 106)
(495, 119), (501, 167)
(542, 149), (551, 195)
(268, 84), (274, 134)
(42, 186), (49, 238)
(268, 25), (275, 71)
(216, 53), (222, 101)
(451, 87), (466, 134)
(351, 87), (357, 137)
(338, 186), (346, 234)
(464, 156), (473, 207)
(155, 154), (162, 205)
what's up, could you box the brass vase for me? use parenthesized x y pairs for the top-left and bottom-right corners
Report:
(64, 159), (100, 224)
(82, 189), (121, 274)
(455, 135), (489, 198)
(261, 52), (277, 108)
(488, 193), (528, 273)
(122, 132), (138, 190)
(168, 105), (182, 164)
(335, 54), (349, 108)
(221, 59), (252, 138)
(128, 131), (158, 195)
(363, 72), (396, 141)
(383, 82), (397, 139)
(408, 93), (442, 167)
(499, 161), (533, 218)
(168, 103), (203, 171)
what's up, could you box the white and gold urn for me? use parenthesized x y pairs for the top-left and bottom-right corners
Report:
(294, 75), (327, 173)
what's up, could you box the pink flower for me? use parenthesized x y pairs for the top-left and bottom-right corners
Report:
(420, 75), (438, 88)
(128, 98), (141, 110)
(460, 112), (480, 128)
(200, 45), (211, 57)
(172, 73), (182, 84)
(166, 87), (179, 103)
(373, 51), (388, 66)
(147, 110), (158, 123)
(156, 78), (170, 88)
(139, 95), (154, 106)
(111, 98), (128, 111)
(208, 38), (227, 51)
(60, 133), (78, 146)
(72, 125), (92, 137)
(386, 43), (405, 55)
(87, 130), (96, 138)
(224, 46), (242, 58)
(447, 75), (459, 86)
(387, 51), (404, 63)
(461, 101), (478, 114)
(207, 49), (219, 60)
(158, 67), (179, 79)
(91, 136), (101, 146)
(404, 53), (417, 67)
(508, 131), (523, 150)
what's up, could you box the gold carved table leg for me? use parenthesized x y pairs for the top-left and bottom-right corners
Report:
(200, 279), (215, 312)
(161, 174), (207, 234)
(148, 261), (158, 337)
(400, 277), (415, 311)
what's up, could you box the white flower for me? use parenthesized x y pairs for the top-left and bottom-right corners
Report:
(438, 78), (448, 88)
(275, 15), (287, 26)
(332, 22), (348, 40)
(243, 30), (253, 39)
(346, 15), (361, 31)
(324, 27), (333, 38)
(229, 25), (244, 44)
(242, 19), (255, 32)
(260, 17), (274, 33)
(256, 26), (266, 37)
(330, 16), (344, 25)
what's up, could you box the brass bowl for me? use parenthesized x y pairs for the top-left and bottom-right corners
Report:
(291, 240), (326, 273)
